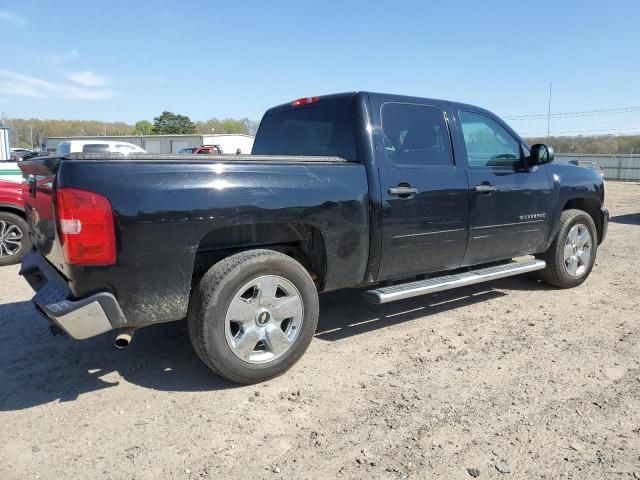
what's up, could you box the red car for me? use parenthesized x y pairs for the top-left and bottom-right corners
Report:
(193, 145), (222, 155)
(0, 180), (31, 266)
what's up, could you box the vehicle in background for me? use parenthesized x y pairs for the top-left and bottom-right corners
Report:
(19, 92), (609, 384)
(10, 148), (34, 158)
(0, 179), (31, 266)
(19, 151), (47, 161)
(568, 159), (605, 178)
(56, 140), (147, 155)
(178, 147), (198, 154)
(180, 145), (224, 155)
(194, 145), (223, 155)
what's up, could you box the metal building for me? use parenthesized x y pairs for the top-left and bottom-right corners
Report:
(0, 126), (10, 161)
(43, 133), (255, 155)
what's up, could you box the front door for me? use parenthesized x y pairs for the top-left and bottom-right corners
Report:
(456, 110), (553, 266)
(375, 101), (469, 281)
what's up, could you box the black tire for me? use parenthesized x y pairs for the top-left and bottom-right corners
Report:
(536, 209), (598, 288)
(188, 249), (319, 384)
(0, 212), (31, 267)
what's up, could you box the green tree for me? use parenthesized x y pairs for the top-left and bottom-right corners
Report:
(241, 117), (259, 136)
(132, 120), (153, 135)
(152, 111), (196, 134)
(195, 117), (259, 135)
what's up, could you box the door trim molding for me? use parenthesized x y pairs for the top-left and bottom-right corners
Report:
(393, 228), (466, 239)
(470, 219), (545, 231)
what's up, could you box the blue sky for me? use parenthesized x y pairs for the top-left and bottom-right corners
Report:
(1, 0), (639, 136)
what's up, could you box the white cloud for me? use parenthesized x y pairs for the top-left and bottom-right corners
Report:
(0, 69), (115, 100)
(65, 71), (109, 87)
(0, 10), (25, 25)
(47, 49), (79, 65)
(0, 70), (57, 98)
(63, 87), (115, 100)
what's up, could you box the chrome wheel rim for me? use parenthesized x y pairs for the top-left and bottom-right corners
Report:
(563, 223), (592, 278)
(224, 275), (304, 364)
(0, 220), (23, 258)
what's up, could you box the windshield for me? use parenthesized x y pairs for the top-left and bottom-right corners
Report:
(252, 99), (356, 161)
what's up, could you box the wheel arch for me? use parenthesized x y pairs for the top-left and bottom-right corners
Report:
(192, 222), (328, 290)
(0, 204), (26, 218)
(562, 197), (604, 243)
(542, 194), (604, 253)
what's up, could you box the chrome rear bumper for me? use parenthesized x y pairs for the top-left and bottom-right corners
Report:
(20, 250), (126, 339)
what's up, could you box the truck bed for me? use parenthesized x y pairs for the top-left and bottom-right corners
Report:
(20, 154), (369, 326)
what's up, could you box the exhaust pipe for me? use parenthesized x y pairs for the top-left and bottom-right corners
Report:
(114, 328), (137, 349)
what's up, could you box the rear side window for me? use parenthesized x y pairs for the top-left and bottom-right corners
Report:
(252, 101), (356, 161)
(82, 144), (111, 153)
(381, 103), (453, 166)
(116, 144), (135, 152)
(459, 111), (521, 168)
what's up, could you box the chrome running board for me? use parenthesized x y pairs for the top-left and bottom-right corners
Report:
(364, 259), (546, 304)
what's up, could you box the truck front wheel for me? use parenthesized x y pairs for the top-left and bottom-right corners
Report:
(188, 249), (319, 384)
(537, 209), (598, 288)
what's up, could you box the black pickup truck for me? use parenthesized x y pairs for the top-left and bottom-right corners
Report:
(19, 92), (608, 384)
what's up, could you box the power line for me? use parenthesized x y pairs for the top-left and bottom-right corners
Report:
(504, 105), (640, 120)
(521, 126), (640, 136)
(508, 118), (640, 126)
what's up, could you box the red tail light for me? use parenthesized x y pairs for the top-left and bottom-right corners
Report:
(56, 188), (116, 265)
(291, 96), (319, 107)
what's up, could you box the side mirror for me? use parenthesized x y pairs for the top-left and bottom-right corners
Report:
(529, 144), (554, 166)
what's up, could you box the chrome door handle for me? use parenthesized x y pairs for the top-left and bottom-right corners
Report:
(474, 184), (497, 194)
(388, 186), (418, 196)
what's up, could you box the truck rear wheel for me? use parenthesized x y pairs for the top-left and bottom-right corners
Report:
(536, 209), (598, 288)
(188, 249), (319, 384)
(0, 212), (31, 267)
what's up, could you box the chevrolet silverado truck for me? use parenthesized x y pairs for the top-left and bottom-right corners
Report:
(18, 92), (609, 384)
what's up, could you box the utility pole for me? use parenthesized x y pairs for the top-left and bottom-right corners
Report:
(546, 82), (552, 144)
(30, 125), (34, 149)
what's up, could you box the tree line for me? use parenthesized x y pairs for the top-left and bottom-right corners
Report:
(5, 111), (259, 149)
(525, 135), (640, 155)
(5, 112), (640, 154)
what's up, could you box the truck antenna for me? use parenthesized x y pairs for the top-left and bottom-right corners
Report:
(546, 82), (552, 144)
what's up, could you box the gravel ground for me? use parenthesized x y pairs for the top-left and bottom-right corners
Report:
(1, 182), (639, 480)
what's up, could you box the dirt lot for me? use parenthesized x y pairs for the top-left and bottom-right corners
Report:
(1, 182), (639, 480)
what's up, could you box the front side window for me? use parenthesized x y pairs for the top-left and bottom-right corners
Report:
(116, 144), (135, 152)
(459, 111), (521, 168)
(381, 103), (453, 166)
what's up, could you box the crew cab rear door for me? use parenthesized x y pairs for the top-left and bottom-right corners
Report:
(454, 109), (553, 266)
(372, 99), (469, 281)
